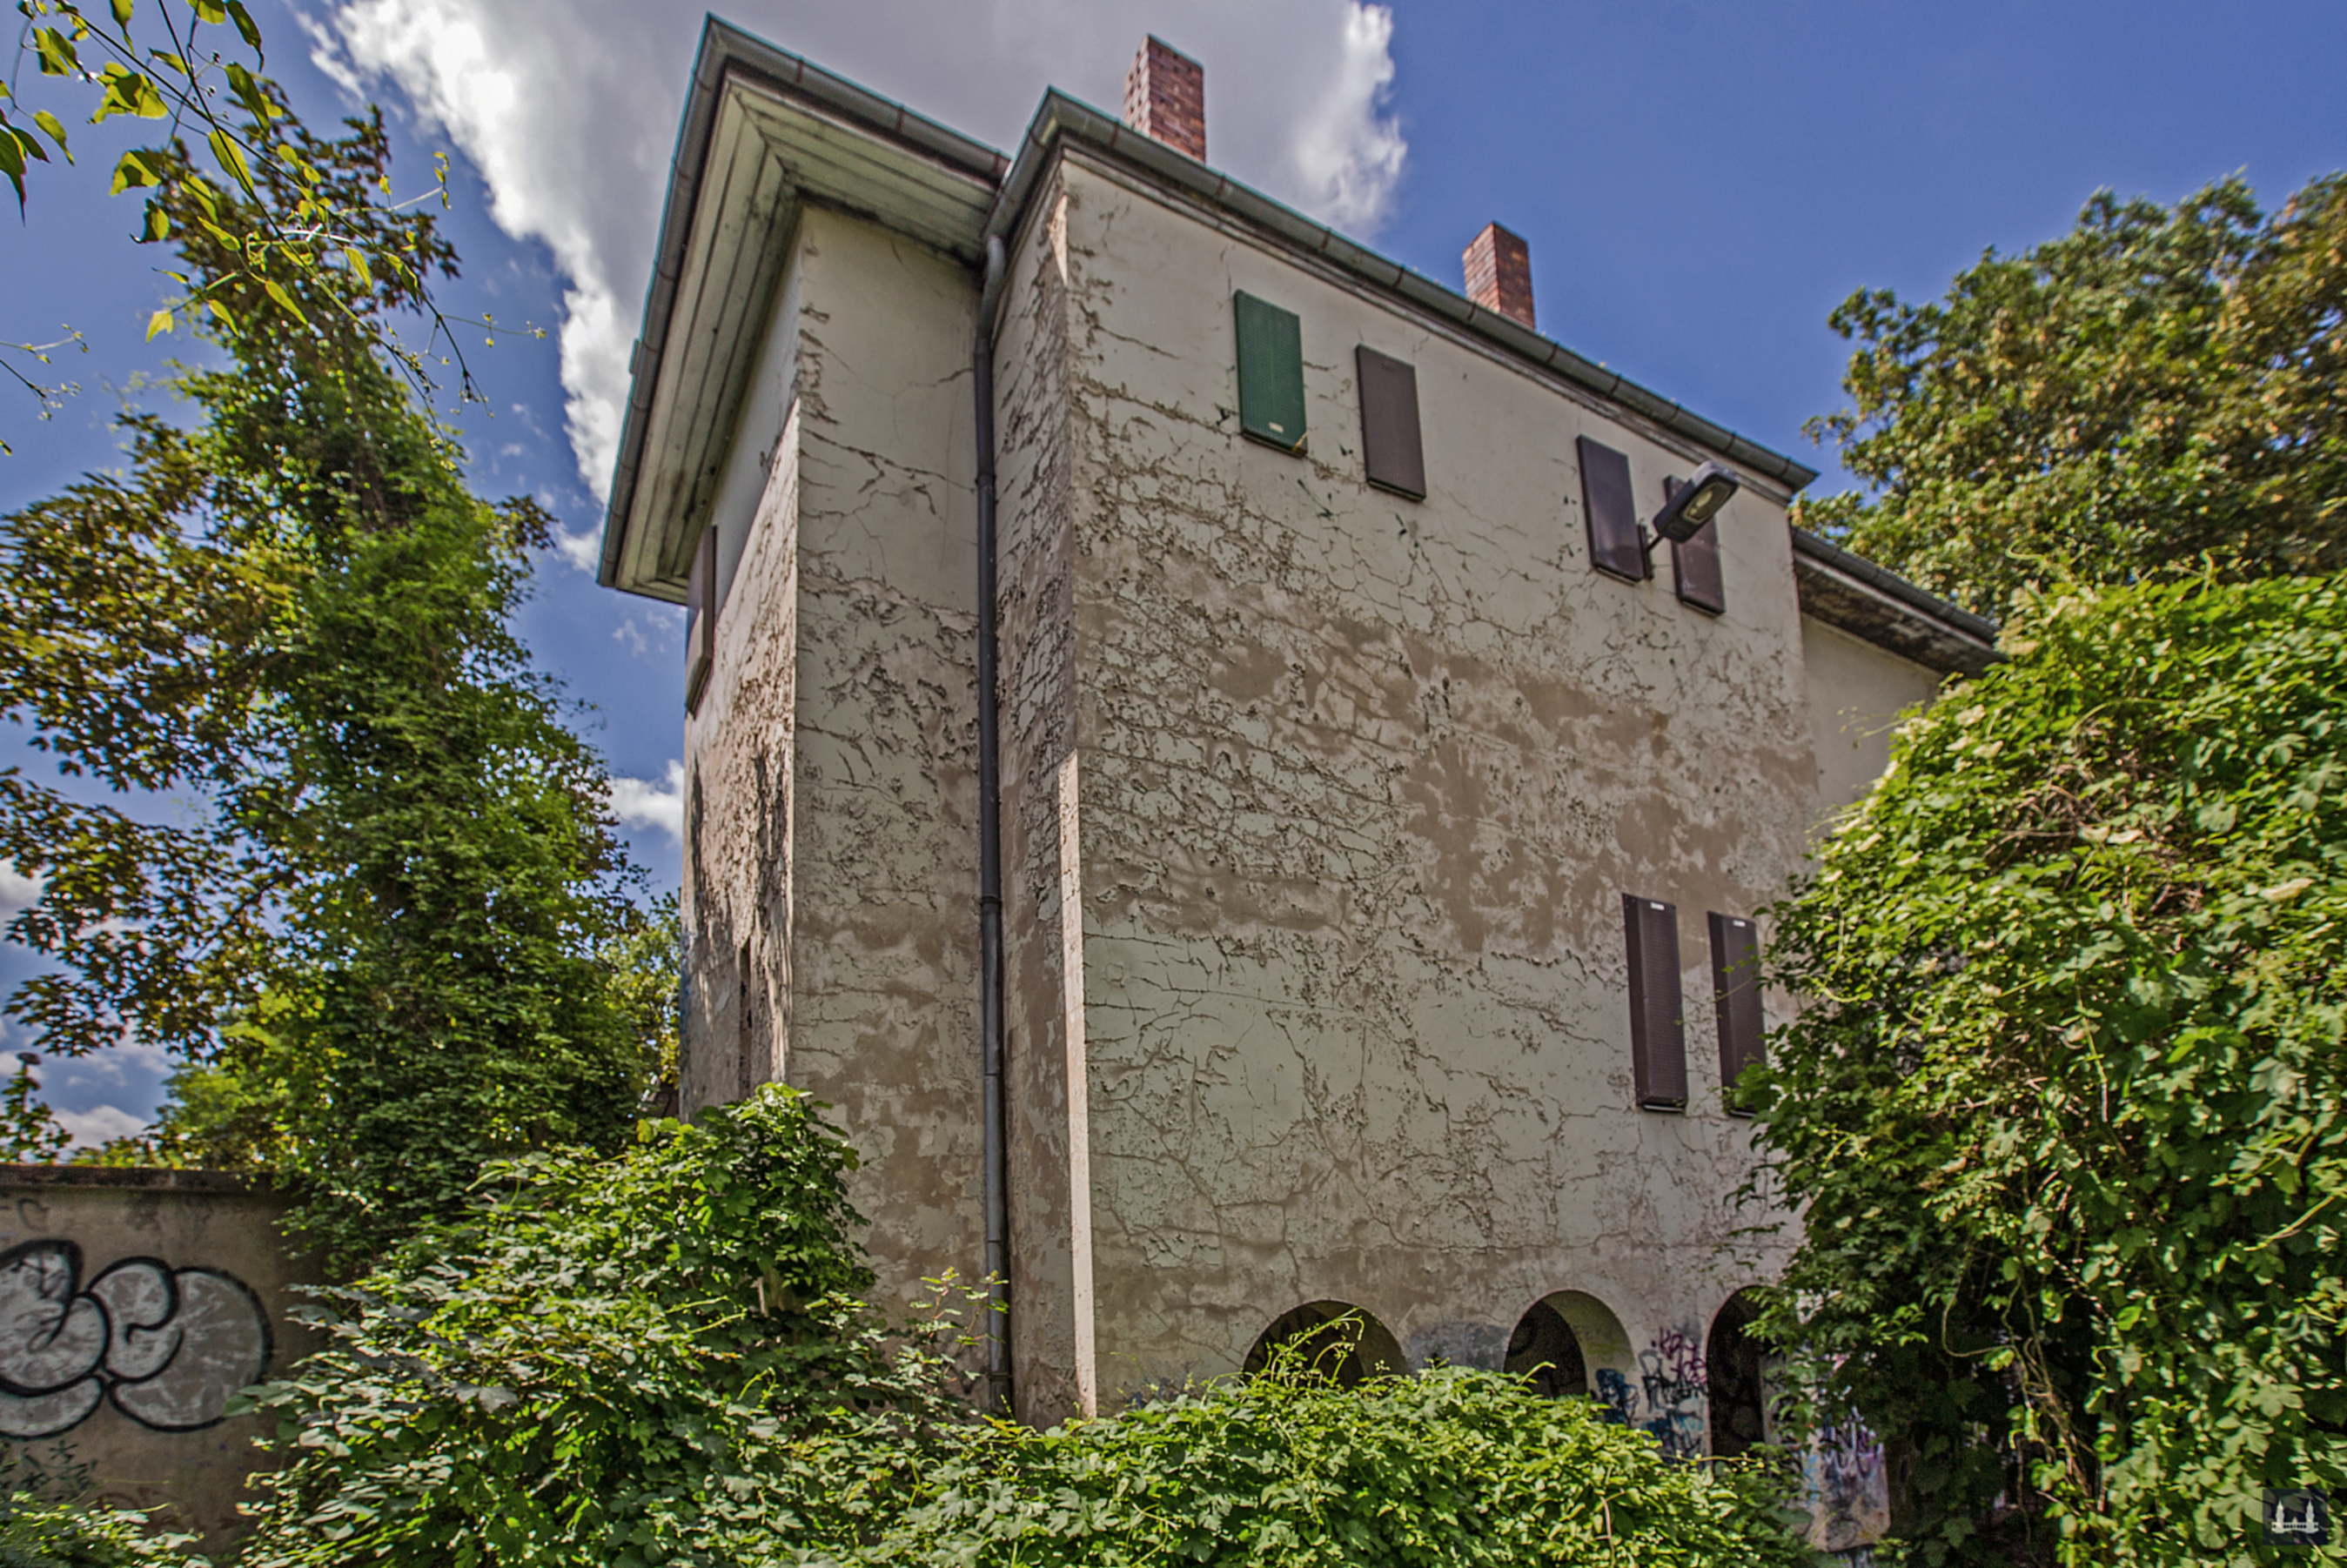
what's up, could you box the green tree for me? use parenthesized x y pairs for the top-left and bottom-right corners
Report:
(1801, 176), (2347, 616)
(1749, 573), (2347, 1565)
(0, 110), (659, 1266)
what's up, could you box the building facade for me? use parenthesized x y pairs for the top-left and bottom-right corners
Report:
(596, 20), (1992, 1499)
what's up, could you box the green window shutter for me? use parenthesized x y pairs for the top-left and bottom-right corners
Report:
(1234, 291), (1306, 453)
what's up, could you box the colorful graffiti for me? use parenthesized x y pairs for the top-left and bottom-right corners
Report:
(1591, 1328), (1709, 1459)
(0, 1239), (271, 1438)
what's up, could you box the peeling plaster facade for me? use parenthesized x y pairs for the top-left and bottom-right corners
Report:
(602, 21), (1995, 1459)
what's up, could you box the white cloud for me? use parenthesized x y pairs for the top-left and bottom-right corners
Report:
(553, 526), (601, 573)
(607, 760), (685, 842)
(0, 865), (44, 914)
(53, 1102), (150, 1151)
(315, 0), (1406, 504)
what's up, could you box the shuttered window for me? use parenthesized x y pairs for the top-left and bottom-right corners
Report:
(1667, 476), (1726, 614)
(1622, 894), (1687, 1111)
(1579, 436), (1644, 581)
(685, 525), (717, 713)
(1356, 345), (1425, 499)
(1234, 291), (1307, 453)
(1708, 912), (1764, 1112)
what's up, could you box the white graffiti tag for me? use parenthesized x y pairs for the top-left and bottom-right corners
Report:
(0, 1240), (270, 1437)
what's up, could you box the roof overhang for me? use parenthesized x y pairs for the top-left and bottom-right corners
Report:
(597, 18), (1007, 601)
(1791, 526), (2000, 676)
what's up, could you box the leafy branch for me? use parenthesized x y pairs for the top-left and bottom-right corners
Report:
(4, 0), (537, 442)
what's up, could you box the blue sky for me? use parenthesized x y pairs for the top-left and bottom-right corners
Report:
(3, 0), (2343, 1142)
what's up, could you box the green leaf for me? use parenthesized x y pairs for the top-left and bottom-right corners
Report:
(0, 128), (26, 212)
(224, 59), (272, 121)
(109, 148), (159, 194)
(111, 0), (135, 27)
(140, 198), (170, 241)
(30, 109), (70, 161)
(145, 307), (174, 339)
(225, 0), (262, 51)
(261, 276), (306, 325)
(190, 0), (226, 23)
(206, 124), (256, 198)
(33, 24), (81, 76)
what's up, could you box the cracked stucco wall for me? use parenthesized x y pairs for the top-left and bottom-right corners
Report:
(676, 149), (1943, 1437)
(1806, 616), (1943, 819)
(683, 204), (983, 1315)
(996, 150), (1895, 1424)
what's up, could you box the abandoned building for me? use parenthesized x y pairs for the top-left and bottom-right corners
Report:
(593, 17), (1994, 1530)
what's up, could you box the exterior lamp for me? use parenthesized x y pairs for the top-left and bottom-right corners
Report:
(1652, 461), (1740, 543)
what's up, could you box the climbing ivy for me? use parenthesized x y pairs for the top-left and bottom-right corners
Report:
(1749, 572), (2347, 1565)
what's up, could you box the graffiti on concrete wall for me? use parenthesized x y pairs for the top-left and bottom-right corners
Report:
(1804, 1417), (1890, 1552)
(0, 1239), (271, 1438)
(1591, 1328), (1708, 1460)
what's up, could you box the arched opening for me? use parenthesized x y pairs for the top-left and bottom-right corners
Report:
(1504, 1290), (1634, 1409)
(1503, 1298), (1586, 1397)
(1707, 1290), (1768, 1457)
(1244, 1300), (1405, 1386)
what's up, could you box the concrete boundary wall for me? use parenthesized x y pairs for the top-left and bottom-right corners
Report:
(0, 1168), (322, 1542)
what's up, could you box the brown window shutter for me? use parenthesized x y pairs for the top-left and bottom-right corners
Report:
(1666, 477), (1725, 614)
(1708, 912), (1764, 1111)
(685, 526), (717, 713)
(1356, 345), (1426, 499)
(1623, 894), (1687, 1110)
(1579, 436), (1644, 581)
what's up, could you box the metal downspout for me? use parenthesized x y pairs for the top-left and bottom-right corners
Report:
(975, 233), (1011, 1417)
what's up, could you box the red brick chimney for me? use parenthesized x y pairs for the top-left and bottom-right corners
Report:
(1463, 223), (1536, 331)
(1123, 37), (1205, 162)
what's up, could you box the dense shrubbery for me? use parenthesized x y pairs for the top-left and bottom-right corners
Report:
(225, 1083), (1811, 1567)
(875, 1365), (1813, 1568)
(1752, 572), (2347, 1564)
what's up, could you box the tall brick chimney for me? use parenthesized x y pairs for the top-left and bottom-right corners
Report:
(1463, 223), (1536, 331)
(1123, 37), (1205, 162)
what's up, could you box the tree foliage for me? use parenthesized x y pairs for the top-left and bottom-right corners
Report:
(233, 1083), (1813, 1568)
(234, 1085), (973, 1568)
(1750, 572), (2347, 1565)
(0, 111), (656, 1264)
(4, 0), (506, 444)
(1800, 175), (2347, 614)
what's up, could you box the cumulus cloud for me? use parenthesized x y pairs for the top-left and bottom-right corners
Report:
(54, 1103), (150, 1151)
(607, 760), (685, 842)
(314, 0), (1406, 507)
(0, 865), (43, 914)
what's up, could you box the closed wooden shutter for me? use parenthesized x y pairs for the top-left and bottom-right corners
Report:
(1667, 476), (1726, 614)
(685, 525), (717, 713)
(1355, 345), (1425, 499)
(1623, 894), (1687, 1110)
(1234, 291), (1307, 452)
(1579, 436), (1644, 581)
(1708, 912), (1764, 1110)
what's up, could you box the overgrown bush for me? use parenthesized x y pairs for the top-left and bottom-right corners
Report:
(232, 1085), (967, 1566)
(1753, 571), (2347, 1564)
(875, 1360), (1814, 1567)
(0, 1451), (205, 1568)
(233, 1083), (1813, 1566)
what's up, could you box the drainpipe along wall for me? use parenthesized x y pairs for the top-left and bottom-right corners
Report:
(974, 233), (1011, 1416)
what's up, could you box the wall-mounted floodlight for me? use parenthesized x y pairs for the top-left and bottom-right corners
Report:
(1651, 462), (1740, 543)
